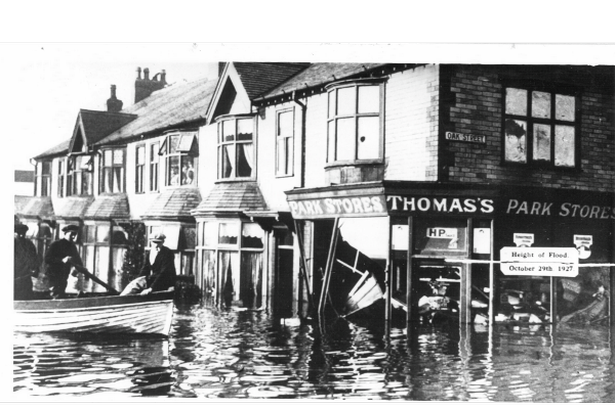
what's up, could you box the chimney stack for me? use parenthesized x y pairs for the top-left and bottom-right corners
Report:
(106, 84), (123, 112)
(134, 66), (167, 103)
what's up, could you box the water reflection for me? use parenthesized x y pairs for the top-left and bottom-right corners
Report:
(12, 304), (615, 401)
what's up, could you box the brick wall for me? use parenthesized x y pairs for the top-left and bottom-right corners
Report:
(444, 65), (615, 192)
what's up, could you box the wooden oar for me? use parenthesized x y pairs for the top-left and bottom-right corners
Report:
(71, 264), (119, 295)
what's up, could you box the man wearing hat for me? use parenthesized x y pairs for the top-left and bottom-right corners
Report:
(138, 232), (177, 295)
(43, 224), (84, 299)
(14, 222), (38, 300)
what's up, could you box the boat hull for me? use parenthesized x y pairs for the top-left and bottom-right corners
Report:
(13, 291), (174, 337)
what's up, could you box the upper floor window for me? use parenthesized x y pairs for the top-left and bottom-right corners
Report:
(327, 80), (383, 163)
(504, 86), (578, 168)
(57, 159), (65, 197)
(161, 133), (197, 187)
(276, 109), (294, 177)
(101, 148), (125, 193)
(67, 155), (93, 196)
(135, 144), (145, 194)
(35, 160), (51, 197)
(149, 142), (159, 192)
(217, 116), (254, 180)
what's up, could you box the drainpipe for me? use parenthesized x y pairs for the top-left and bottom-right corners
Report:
(292, 91), (306, 188)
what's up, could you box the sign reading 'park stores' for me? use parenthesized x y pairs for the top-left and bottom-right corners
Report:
(288, 195), (387, 219)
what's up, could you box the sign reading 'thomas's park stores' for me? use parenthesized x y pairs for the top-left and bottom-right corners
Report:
(500, 247), (579, 277)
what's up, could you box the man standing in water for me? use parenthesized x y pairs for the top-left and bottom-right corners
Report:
(14, 221), (38, 300)
(43, 224), (84, 299)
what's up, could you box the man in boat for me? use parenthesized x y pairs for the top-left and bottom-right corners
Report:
(122, 233), (176, 295)
(14, 221), (38, 300)
(43, 224), (84, 299)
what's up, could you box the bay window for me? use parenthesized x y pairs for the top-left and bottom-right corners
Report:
(327, 80), (383, 163)
(217, 115), (255, 180)
(504, 85), (578, 168)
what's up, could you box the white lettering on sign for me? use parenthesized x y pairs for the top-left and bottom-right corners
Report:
(506, 199), (615, 219)
(500, 247), (578, 277)
(445, 131), (486, 144)
(387, 196), (494, 214)
(288, 196), (385, 218)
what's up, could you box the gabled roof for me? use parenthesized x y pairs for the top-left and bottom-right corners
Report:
(257, 63), (388, 101)
(96, 76), (217, 146)
(70, 109), (137, 153)
(232, 62), (310, 100)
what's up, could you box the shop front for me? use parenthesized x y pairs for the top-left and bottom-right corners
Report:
(286, 182), (614, 329)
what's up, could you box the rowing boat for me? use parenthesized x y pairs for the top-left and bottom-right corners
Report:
(13, 290), (174, 337)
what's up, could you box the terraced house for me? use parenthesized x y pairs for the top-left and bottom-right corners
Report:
(16, 63), (615, 330)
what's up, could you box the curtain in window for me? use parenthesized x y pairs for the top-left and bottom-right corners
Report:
(219, 251), (239, 307)
(201, 250), (216, 297)
(239, 143), (253, 177)
(223, 145), (234, 178)
(241, 251), (262, 309)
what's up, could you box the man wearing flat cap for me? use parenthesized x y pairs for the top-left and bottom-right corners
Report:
(138, 232), (177, 295)
(43, 224), (84, 299)
(14, 222), (38, 300)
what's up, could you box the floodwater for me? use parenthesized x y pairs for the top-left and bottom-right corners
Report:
(12, 303), (615, 402)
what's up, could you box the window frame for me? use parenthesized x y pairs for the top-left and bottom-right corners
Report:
(100, 147), (126, 194)
(326, 79), (385, 165)
(135, 143), (146, 194)
(502, 81), (581, 170)
(160, 133), (198, 187)
(67, 155), (93, 197)
(275, 108), (295, 177)
(149, 141), (160, 192)
(216, 114), (256, 181)
(57, 158), (65, 197)
(36, 160), (51, 197)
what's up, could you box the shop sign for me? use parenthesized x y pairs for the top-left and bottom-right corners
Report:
(387, 195), (495, 215)
(573, 235), (593, 260)
(426, 227), (458, 248)
(445, 131), (486, 144)
(504, 199), (615, 220)
(288, 195), (387, 219)
(500, 247), (578, 277)
(513, 233), (534, 247)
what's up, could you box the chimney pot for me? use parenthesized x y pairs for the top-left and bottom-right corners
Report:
(160, 69), (166, 84)
(144, 68), (150, 80)
(137, 67), (142, 80)
(107, 84), (123, 112)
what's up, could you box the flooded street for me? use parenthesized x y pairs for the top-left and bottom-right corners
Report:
(13, 303), (615, 402)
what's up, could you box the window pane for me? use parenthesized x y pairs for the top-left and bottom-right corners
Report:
(337, 87), (355, 116)
(236, 143), (253, 177)
(96, 224), (109, 243)
(219, 223), (238, 245)
(556, 94), (575, 121)
(220, 146), (233, 178)
(150, 143), (159, 162)
(533, 123), (551, 161)
(169, 135), (180, 153)
(504, 119), (527, 163)
(181, 156), (195, 185)
(222, 121), (235, 142)
(327, 121), (335, 162)
(285, 137), (293, 174)
(85, 225), (96, 243)
(168, 156), (180, 185)
(505, 88), (527, 116)
(203, 222), (217, 247)
(328, 90), (336, 118)
(358, 85), (380, 113)
(555, 125), (575, 167)
(336, 118), (355, 161)
(357, 116), (380, 159)
(113, 149), (124, 165)
(532, 91), (551, 119)
(136, 146), (145, 164)
(113, 167), (123, 192)
(237, 119), (253, 141)
(242, 223), (264, 249)
(276, 138), (285, 174)
(278, 111), (293, 136)
(104, 150), (112, 165)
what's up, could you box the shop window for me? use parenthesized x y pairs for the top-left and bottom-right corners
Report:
(101, 148), (125, 193)
(217, 115), (255, 180)
(326, 80), (383, 163)
(135, 144), (145, 193)
(161, 133), (197, 187)
(413, 218), (468, 255)
(504, 85), (578, 168)
(35, 160), (51, 197)
(149, 142), (159, 191)
(67, 155), (93, 196)
(276, 109), (294, 177)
